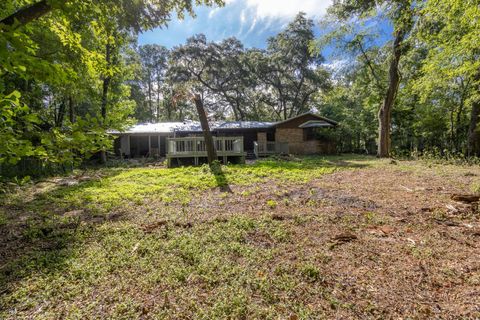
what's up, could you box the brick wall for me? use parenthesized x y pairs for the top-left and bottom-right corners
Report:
(275, 128), (336, 154)
(276, 128), (306, 154)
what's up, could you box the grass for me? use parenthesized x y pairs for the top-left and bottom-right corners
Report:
(3, 155), (373, 214)
(1, 155), (478, 319)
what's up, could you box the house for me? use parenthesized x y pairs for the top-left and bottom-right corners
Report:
(113, 113), (338, 166)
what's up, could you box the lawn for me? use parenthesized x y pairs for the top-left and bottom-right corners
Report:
(0, 155), (479, 319)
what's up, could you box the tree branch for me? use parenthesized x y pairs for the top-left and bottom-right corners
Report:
(0, 0), (55, 29)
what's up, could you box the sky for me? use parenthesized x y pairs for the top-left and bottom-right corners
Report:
(139, 0), (393, 62)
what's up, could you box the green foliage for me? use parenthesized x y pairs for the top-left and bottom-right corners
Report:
(470, 181), (480, 194)
(0, 0), (222, 176)
(317, 0), (480, 157)
(300, 263), (322, 282)
(2, 0), (480, 176)
(0, 91), (43, 165)
(266, 199), (277, 209)
(167, 13), (330, 121)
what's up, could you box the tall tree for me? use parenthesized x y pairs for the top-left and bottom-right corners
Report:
(417, 0), (480, 156)
(138, 44), (169, 121)
(0, 0), (223, 168)
(257, 12), (329, 120)
(328, 0), (415, 157)
(169, 34), (250, 120)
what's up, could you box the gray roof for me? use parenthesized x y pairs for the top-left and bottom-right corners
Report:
(214, 121), (275, 129)
(114, 113), (337, 135)
(114, 122), (186, 134)
(275, 112), (338, 126)
(115, 120), (275, 134)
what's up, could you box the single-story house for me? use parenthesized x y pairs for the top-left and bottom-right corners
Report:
(113, 113), (338, 164)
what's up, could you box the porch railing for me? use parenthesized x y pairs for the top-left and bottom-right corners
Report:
(167, 136), (244, 157)
(253, 141), (289, 158)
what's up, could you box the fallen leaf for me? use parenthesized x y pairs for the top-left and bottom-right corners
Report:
(379, 225), (395, 235)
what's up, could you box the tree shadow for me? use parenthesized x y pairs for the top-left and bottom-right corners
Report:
(210, 162), (232, 193)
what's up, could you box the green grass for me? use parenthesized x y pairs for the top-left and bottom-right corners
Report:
(0, 155), (382, 319)
(4, 155), (376, 214)
(1, 216), (306, 318)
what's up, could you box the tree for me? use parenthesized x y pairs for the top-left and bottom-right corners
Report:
(317, 54), (379, 154)
(169, 34), (250, 120)
(417, 0), (480, 156)
(1, 0), (223, 31)
(256, 13), (329, 120)
(193, 94), (217, 164)
(0, 0), (223, 169)
(138, 44), (169, 121)
(328, 0), (415, 157)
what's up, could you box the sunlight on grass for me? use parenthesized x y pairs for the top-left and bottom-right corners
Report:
(22, 155), (375, 213)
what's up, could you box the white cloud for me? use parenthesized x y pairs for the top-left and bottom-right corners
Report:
(208, 7), (220, 19)
(237, 9), (247, 36)
(227, 0), (332, 19)
(240, 9), (246, 23)
(245, 16), (258, 36)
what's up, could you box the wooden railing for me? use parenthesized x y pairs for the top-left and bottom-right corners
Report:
(167, 136), (244, 157)
(253, 141), (289, 157)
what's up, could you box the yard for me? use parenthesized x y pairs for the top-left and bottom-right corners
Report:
(0, 155), (479, 319)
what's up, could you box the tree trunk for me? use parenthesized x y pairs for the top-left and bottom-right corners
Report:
(377, 29), (405, 157)
(193, 94), (217, 165)
(467, 101), (480, 157)
(100, 42), (112, 164)
(157, 78), (161, 121)
(0, 0), (57, 28)
(56, 99), (66, 127)
(449, 107), (455, 150)
(68, 95), (76, 123)
(147, 71), (153, 120)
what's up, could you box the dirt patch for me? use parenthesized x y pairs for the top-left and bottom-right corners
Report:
(244, 230), (275, 249)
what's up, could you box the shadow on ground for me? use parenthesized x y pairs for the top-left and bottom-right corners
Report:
(0, 169), (127, 297)
(210, 162), (233, 193)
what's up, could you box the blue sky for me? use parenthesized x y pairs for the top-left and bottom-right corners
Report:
(139, 0), (392, 62)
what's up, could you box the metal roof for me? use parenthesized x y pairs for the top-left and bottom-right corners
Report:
(114, 114), (336, 135)
(214, 121), (275, 129)
(116, 122), (186, 134)
(116, 120), (275, 134)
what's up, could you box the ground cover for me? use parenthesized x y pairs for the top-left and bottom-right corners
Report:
(1, 155), (479, 319)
